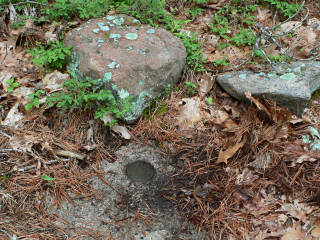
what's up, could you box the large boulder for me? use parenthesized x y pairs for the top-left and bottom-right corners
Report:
(64, 15), (187, 123)
(217, 61), (320, 115)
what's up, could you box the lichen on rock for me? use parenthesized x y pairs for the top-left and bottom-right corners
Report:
(64, 14), (187, 123)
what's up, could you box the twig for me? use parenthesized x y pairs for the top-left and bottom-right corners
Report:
(0, 43), (8, 65)
(0, 130), (11, 139)
(0, 157), (75, 176)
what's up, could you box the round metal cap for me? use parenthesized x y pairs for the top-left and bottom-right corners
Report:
(125, 161), (156, 183)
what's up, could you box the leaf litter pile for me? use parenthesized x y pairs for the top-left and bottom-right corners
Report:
(0, 0), (320, 239)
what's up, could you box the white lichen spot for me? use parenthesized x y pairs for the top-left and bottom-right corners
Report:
(293, 64), (306, 73)
(93, 29), (100, 34)
(118, 88), (130, 99)
(136, 48), (146, 55)
(267, 73), (277, 79)
(108, 62), (117, 69)
(239, 73), (246, 80)
(146, 28), (155, 34)
(125, 33), (138, 40)
(103, 72), (113, 83)
(302, 126), (320, 150)
(97, 22), (110, 31)
(280, 73), (296, 80)
(76, 27), (82, 31)
(113, 17), (125, 26)
(105, 16), (116, 20)
(110, 34), (121, 39)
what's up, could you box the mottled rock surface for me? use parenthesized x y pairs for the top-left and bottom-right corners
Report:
(217, 61), (320, 115)
(64, 15), (186, 123)
(46, 143), (207, 239)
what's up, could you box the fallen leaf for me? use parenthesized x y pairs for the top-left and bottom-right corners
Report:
(111, 125), (131, 140)
(280, 199), (317, 223)
(311, 227), (320, 237)
(217, 137), (246, 164)
(43, 70), (69, 92)
(281, 223), (306, 240)
(176, 97), (210, 131)
(213, 110), (238, 130)
(256, 7), (272, 22)
(245, 91), (271, 118)
(197, 73), (215, 97)
(2, 102), (24, 128)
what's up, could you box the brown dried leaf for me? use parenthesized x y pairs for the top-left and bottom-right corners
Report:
(245, 91), (271, 118)
(176, 97), (210, 131)
(281, 223), (307, 240)
(213, 110), (238, 130)
(280, 199), (317, 223)
(197, 73), (214, 97)
(311, 227), (320, 237)
(256, 7), (272, 22)
(217, 137), (246, 164)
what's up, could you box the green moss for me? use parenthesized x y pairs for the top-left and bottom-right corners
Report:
(312, 88), (320, 100)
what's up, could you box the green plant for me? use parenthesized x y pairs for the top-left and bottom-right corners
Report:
(185, 81), (197, 96)
(261, 0), (301, 17)
(267, 54), (290, 62)
(0, 0), (47, 12)
(25, 89), (46, 111)
(254, 49), (265, 58)
(46, 73), (133, 126)
(44, 0), (112, 20)
(188, 6), (203, 18)
(209, 11), (231, 40)
(231, 28), (256, 46)
(27, 40), (72, 70)
(214, 57), (229, 67)
(185, 0), (207, 3)
(206, 97), (213, 104)
(6, 78), (20, 93)
(41, 174), (54, 181)
(177, 31), (206, 71)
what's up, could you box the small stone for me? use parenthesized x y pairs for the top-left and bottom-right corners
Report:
(217, 61), (320, 115)
(64, 14), (186, 123)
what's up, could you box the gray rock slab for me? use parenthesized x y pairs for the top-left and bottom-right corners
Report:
(64, 15), (187, 123)
(217, 61), (320, 115)
(45, 143), (208, 239)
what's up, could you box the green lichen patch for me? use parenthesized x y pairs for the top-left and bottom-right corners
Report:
(97, 22), (110, 31)
(125, 33), (138, 40)
(146, 28), (155, 34)
(280, 72), (296, 80)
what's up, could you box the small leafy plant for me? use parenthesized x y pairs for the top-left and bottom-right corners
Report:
(214, 57), (229, 67)
(267, 54), (290, 62)
(27, 40), (72, 70)
(188, 6), (203, 18)
(185, 81), (197, 96)
(25, 89), (46, 111)
(178, 31), (206, 72)
(46, 74), (133, 126)
(261, 0), (301, 17)
(6, 78), (20, 93)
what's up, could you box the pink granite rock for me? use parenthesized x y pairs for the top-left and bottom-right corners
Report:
(64, 15), (187, 122)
